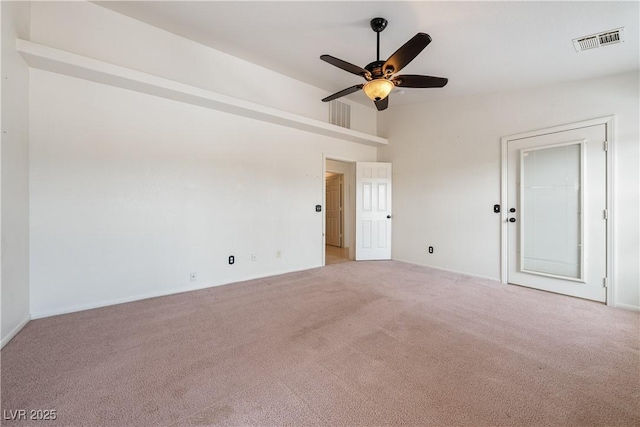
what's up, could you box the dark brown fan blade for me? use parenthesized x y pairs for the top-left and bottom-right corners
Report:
(383, 33), (432, 75)
(322, 84), (364, 102)
(393, 74), (448, 88)
(374, 96), (389, 111)
(320, 55), (371, 79)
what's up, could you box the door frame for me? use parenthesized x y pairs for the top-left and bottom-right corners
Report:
(322, 154), (357, 266)
(500, 116), (614, 305)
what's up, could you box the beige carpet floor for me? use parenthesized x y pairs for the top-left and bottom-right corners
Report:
(2, 261), (639, 426)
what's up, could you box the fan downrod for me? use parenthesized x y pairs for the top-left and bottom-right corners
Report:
(370, 18), (388, 62)
(370, 18), (388, 33)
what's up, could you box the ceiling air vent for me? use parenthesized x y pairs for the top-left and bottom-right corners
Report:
(573, 27), (625, 52)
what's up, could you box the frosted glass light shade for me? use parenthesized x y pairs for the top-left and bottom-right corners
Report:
(363, 79), (394, 101)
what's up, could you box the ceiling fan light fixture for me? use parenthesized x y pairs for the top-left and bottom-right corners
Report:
(363, 79), (394, 101)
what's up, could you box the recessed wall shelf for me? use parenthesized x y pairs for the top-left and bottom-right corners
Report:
(16, 39), (388, 148)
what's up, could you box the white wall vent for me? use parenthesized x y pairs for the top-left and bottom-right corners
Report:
(329, 100), (351, 129)
(573, 28), (625, 52)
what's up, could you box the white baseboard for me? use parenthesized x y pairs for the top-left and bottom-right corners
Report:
(31, 287), (203, 319)
(1, 315), (31, 349)
(30, 264), (319, 320)
(392, 258), (501, 282)
(614, 302), (640, 312)
(392, 259), (640, 311)
(24, 261), (640, 319)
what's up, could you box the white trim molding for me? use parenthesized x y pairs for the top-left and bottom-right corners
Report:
(393, 258), (500, 282)
(1, 315), (31, 349)
(614, 303), (640, 312)
(500, 116), (615, 306)
(30, 265), (319, 320)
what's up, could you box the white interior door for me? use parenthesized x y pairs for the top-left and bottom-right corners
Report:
(356, 162), (392, 260)
(507, 124), (607, 302)
(325, 174), (342, 247)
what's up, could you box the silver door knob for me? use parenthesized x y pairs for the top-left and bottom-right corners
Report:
(387, 215), (392, 219)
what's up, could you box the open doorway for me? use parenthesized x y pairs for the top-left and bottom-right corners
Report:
(325, 159), (355, 265)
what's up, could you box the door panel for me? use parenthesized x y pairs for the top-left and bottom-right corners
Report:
(362, 221), (372, 248)
(507, 124), (606, 302)
(521, 143), (582, 278)
(356, 162), (392, 260)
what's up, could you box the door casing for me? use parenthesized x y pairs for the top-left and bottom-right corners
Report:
(500, 116), (614, 305)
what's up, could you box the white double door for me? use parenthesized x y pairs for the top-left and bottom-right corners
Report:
(506, 124), (607, 302)
(355, 162), (392, 260)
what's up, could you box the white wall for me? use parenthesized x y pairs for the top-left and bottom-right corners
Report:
(1, 1), (31, 347)
(29, 69), (376, 317)
(378, 71), (639, 310)
(24, 1), (378, 318)
(29, 1), (377, 135)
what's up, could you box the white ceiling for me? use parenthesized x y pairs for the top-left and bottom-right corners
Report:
(96, 1), (639, 107)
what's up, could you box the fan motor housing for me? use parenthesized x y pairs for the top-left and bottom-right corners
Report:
(365, 60), (387, 78)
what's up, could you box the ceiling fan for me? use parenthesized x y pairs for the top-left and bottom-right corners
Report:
(320, 18), (448, 111)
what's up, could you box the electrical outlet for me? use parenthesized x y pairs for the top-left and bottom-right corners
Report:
(251, 254), (257, 261)
(276, 250), (281, 258)
(428, 246), (434, 254)
(190, 272), (197, 282)
(229, 255), (234, 265)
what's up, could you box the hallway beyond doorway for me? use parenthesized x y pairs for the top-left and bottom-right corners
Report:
(325, 245), (349, 265)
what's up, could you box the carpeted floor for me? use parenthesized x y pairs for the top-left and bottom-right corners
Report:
(2, 261), (639, 426)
